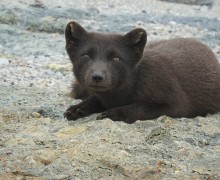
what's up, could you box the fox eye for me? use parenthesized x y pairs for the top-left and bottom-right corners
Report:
(113, 57), (121, 62)
(82, 54), (90, 58)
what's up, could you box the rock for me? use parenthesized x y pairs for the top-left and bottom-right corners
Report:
(53, 175), (69, 179)
(31, 112), (41, 118)
(5, 137), (36, 146)
(22, 125), (49, 137)
(32, 148), (60, 165)
(133, 166), (162, 179)
(0, 173), (24, 180)
(211, 0), (220, 18)
(54, 126), (87, 138)
(25, 156), (38, 165)
(42, 158), (73, 179)
(169, 21), (177, 25)
(46, 63), (72, 73)
(159, 0), (213, 6)
(0, 58), (9, 65)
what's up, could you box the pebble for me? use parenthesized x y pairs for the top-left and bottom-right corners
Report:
(31, 112), (41, 118)
(0, 58), (9, 65)
(54, 175), (70, 179)
(32, 149), (60, 165)
(54, 126), (87, 138)
(47, 63), (72, 73)
(169, 21), (177, 25)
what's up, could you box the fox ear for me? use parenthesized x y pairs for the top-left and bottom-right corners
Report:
(124, 28), (147, 58)
(65, 21), (87, 45)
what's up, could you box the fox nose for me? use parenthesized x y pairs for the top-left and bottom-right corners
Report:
(92, 73), (104, 83)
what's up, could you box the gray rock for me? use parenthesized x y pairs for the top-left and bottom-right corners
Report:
(160, 0), (213, 6)
(0, 58), (9, 65)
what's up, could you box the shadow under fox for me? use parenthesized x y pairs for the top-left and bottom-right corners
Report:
(64, 21), (220, 124)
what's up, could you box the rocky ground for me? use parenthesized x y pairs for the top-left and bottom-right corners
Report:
(0, 0), (220, 179)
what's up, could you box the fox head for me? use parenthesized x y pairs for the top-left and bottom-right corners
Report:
(65, 21), (147, 92)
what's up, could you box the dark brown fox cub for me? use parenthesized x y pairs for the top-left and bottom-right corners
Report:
(64, 21), (220, 123)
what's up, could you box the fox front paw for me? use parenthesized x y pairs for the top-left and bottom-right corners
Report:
(97, 110), (122, 121)
(64, 105), (86, 121)
(97, 110), (136, 124)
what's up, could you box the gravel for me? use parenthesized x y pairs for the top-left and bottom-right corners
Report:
(0, 0), (220, 179)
